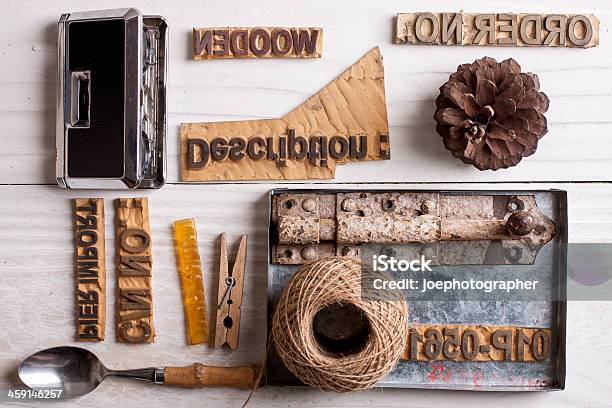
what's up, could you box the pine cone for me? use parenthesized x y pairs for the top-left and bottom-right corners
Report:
(434, 57), (549, 171)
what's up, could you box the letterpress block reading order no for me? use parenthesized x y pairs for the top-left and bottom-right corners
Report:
(395, 12), (599, 48)
(73, 198), (106, 341)
(115, 197), (155, 343)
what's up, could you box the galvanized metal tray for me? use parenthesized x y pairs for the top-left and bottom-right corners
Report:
(266, 189), (567, 391)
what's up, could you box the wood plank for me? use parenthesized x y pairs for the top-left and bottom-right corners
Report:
(0, 182), (610, 406)
(2, 1), (612, 184)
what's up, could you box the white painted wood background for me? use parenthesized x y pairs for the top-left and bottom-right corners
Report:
(0, 0), (611, 407)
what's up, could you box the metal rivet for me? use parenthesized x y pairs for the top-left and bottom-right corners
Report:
(301, 245), (317, 260)
(341, 246), (358, 257)
(506, 197), (525, 213)
(507, 211), (534, 236)
(382, 247), (397, 258)
(421, 199), (436, 214)
(421, 246), (436, 260)
(302, 198), (317, 212)
(341, 198), (357, 212)
(534, 225), (546, 235)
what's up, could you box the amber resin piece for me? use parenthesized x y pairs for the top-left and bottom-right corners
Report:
(174, 219), (209, 344)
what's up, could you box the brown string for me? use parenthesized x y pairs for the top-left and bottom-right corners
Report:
(267, 257), (408, 393)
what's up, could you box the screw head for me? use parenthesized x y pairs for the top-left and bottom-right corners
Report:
(302, 198), (317, 212)
(301, 245), (317, 260)
(421, 199), (436, 214)
(421, 246), (436, 260)
(507, 211), (534, 236)
(341, 198), (357, 212)
(341, 246), (358, 257)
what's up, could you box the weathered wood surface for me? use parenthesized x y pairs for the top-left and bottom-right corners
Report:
(193, 27), (323, 60)
(0, 183), (612, 407)
(1, 0), (612, 406)
(2, 1), (612, 183)
(395, 13), (599, 47)
(73, 198), (106, 341)
(181, 47), (389, 181)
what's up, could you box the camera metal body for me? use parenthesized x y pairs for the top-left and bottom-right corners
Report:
(56, 8), (167, 189)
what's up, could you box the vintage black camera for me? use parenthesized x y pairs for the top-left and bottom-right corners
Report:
(56, 8), (167, 189)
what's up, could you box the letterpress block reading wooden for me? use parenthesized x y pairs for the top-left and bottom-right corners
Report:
(193, 27), (322, 60)
(115, 197), (155, 343)
(402, 325), (553, 362)
(181, 47), (390, 181)
(395, 13), (599, 48)
(73, 198), (106, 341)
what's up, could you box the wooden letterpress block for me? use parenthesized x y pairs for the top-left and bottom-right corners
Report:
(193, 27), (323, 60)
(395, 12), (599, 48)
(403, 324), (553, 362)
(115, 197), (155, 343)
(181, 47), (390, 181)
(73, 198), (106, 341)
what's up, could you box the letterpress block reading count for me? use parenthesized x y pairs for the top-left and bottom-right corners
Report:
(73, 198), (106, 341)
(115, 197), (155, 343)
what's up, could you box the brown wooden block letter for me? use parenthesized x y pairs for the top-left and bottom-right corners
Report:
(115, 197), (155, 343)
(73, 198), (106, 341)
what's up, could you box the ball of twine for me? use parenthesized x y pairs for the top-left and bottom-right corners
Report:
(271, 257), (408, 392)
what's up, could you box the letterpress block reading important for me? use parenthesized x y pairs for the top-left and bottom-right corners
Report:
(395, 13), (599, 48)
(115, 197), (155, 343)
(193, 27), (322, 60)
(73, 198), (106, 341)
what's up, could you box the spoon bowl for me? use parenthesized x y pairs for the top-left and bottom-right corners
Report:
(18, 346), (106, 398)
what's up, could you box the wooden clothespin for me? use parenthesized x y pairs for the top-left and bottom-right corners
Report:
(214, 233), (247, 349)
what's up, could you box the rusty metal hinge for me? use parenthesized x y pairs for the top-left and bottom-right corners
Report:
(271, 192), (556, 265)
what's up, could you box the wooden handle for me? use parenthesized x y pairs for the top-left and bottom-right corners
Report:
(164, 364), (260, 389)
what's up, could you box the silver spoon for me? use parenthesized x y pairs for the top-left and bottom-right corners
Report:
(18, 346), (259, 399)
